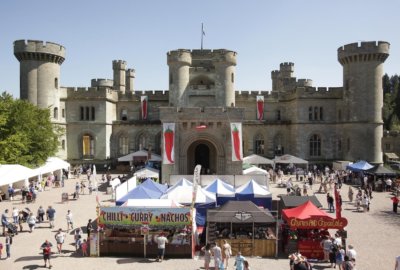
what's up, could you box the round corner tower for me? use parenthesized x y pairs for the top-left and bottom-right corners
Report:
(167, 49), (192, 107)
(213, 49), (237, 107)
(14, 40), (65, 111)
(338, 41), (390, 163)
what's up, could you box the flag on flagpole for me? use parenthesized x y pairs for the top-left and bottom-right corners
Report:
(202, 23), (205, 36)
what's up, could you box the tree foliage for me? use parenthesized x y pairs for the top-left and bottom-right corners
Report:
(383, 74), (400, 131)
(0, 92), (63, 167)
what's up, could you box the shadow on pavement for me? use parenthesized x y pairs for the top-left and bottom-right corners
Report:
(15, 255), (43, 262)
(117, 258), (157, 264)
(22, 264), (43, 269)
(374, 210), (400, 226)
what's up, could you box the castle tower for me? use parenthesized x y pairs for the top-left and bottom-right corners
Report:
(113, 60), (126, 93)
(167, 50), (192, 107)
(126, 68), (135, 92)
(14, 40), (65, 113)
(338, 41), (390, 163)
(213, 50), (237, 107)
(271, 62), (296, 92)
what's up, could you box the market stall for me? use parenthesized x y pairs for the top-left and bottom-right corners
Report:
(204, 178), (235, 206)
(235, 179), (272, 209)
(281, 201), (348, 260)
(98, 206), (193, 258)
(206, 201), (276, 257)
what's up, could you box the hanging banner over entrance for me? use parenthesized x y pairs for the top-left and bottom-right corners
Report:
(163, 123), (175, 164)
(230, 123), (243, 161)
(141, 96), (148, 120)
(256, 96), (264, 120)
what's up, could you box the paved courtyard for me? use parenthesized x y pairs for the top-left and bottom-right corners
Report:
(0, 174), (399, 270)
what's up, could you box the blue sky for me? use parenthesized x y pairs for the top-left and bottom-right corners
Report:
(1, 0), (399, 98)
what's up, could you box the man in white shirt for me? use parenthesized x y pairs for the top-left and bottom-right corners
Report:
(212, 242), (222, 270)
(156, 233), (168, 262)
(346, 244), (357, 260)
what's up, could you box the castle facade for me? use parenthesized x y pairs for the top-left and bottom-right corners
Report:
(13, 40), (390, 181)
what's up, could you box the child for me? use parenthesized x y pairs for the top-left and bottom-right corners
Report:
(81, 239), (88, 256)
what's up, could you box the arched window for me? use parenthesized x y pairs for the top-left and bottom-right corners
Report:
(137, 133), (148, 150)
(309, 134), (321, 157)
(82, 134), (95, 158)
(254, 134), (264, 155)
(119, 136), (129, 155)
(276, 110), (281, 121)
(121, 109), (128, 121)
(53, 107), (58, 119)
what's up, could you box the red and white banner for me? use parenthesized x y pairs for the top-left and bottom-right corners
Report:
(256, 95), (264, 120)
(141, 96), (148, 120)
(230, 123), (243, 161)
(163, 123), (175, 164)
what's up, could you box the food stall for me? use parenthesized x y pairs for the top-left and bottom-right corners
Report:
(206, 201), (276, 257)
(98, 206), (193, 258)
(281, 201), (348, 259)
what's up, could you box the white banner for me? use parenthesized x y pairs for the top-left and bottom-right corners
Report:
(257, 95), (264, 120)
(163, 123), (175, 164)
(230, 123), (243, 161)
(141, 96), (148, 120)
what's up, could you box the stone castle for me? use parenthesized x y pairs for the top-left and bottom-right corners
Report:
(13, 39), (390, 181)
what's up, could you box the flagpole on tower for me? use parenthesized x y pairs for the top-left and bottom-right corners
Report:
(201, 23), (205, 50)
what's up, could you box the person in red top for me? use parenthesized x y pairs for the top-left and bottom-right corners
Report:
(391, 195), (399, 213)
(41, 240), (53, 269)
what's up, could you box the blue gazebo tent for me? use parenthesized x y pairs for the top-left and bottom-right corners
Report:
(140, 178), (168, 193)
(235, 179), (272, 209)
(204, 178), (235, 206)
(346, 160), (374, 172)
(115, 185), (162, 206)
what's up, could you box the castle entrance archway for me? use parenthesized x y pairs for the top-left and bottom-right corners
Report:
(187, 140), (217, 175)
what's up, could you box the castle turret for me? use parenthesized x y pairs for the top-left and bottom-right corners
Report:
(14, 40), (65, 114)
(338, 41), (390, 163)
(271, 62), (296, 92)
(113, 60), (126, 93)
(213, 50), (237, 107)
(167, 50), (192, 107)
(126, 68), (135, 92)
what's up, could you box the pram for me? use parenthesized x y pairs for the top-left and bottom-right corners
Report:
(7, 223), (18, 236)
(26, 192), (33, 203)
(20, 208), (32, 222)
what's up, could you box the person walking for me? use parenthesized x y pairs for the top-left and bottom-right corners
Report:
(348, 186), (354, 202)
(222, 239), (232, 269)
(86, 219), (93, 239)
(74, 227), (83, 251)
(156, 232), (168, 262)
(212, 242), (222, 270)
(234, 251), (246, 270)
(27, 212), (37, 233)
(46, 206), (56, 229)
(41, 240), (53, 269)
(37, 206), (45, 223)
(201, 243), (212, 270)
(391, 195), (399, 213)
(81, 239), (88, 256)
(1, 209), (9, 236)
(320, 235), (332, 262)
(66, 210), (73, 232)
(54, 228), (66, 254)
(346, 244), (357, 260)
(12, 207), (19, 225)
(327, 193), (335, 212)
(5, 232), (11, 259)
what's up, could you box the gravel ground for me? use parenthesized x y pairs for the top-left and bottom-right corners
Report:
(0, 174), (398, 270)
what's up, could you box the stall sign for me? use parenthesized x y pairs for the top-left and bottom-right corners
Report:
(287, 216), (348, 230)
(298, 240), (324, 260)
(141, 226), (149, 235)
(98, 207), (191, 226)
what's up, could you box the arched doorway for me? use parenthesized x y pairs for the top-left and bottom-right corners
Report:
(187, 140), (217, 174)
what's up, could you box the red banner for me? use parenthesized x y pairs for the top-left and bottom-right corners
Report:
(163, 123), (175, 164)
(256, 96), (264, 120)
(230, 123), (243, 161)
(287, 216), (348, 230)
(141, 96), (148, 120)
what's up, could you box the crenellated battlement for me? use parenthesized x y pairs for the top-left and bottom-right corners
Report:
(338, 41), (390, 64)
(167, 49), (192, 65)
(65, 86), (119, 100)
(160, 106), (245, 122)
(296, 86), (343, 98)
(126, 69), (135, 77)
(91, 78), (114, 87)
(14, 39), (65, 64)
(297, 79), (313, 87)
(167, 49), (237, 65)
(112, 60), (127, 70)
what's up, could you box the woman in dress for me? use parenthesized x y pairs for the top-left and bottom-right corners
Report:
(201, 243), (211, 270)
(222, 239), (232, 269)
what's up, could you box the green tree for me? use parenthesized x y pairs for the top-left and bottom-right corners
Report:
(0, 92), (63, 167)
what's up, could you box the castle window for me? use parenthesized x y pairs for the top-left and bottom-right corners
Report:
(62, 109), (65, 118)
(385, 143), (391, 151)
(119, 136), (129, 155)
(308, 107), (313, 120)
(91, 107), (95, 121)
(80, 107), (84, 121)
(276, 110), (281, 121)
(254, 134), (264, 155)
(61, 140), (65, 150)
(55, 78), (58, 89)
(231, 72), (234, 83)
(309, 134), (321, 157)
(314, 107), (318, 120)
(121, 109), (128, 121)
(319, 107), (323, 120)
(53, 107), (58, 119)
(85, 107), (90, 120)
(82, 134), (95, 158)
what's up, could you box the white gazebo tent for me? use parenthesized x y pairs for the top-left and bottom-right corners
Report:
(243, 154), (274, 166)
(133, 167), (160, 180)
(117, 150), (162, 162)
(0, 164), (35, 198)
(32, 157), (70, 182)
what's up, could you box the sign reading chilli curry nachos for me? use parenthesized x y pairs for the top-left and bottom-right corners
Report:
(98, 207), (191, 227)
